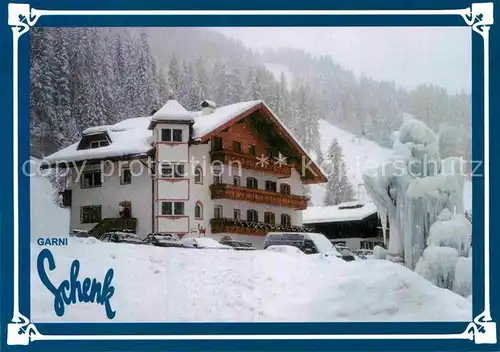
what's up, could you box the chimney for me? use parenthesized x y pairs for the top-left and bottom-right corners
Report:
(200, 100), (216, 115)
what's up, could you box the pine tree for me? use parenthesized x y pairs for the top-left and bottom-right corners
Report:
(195, 57), (210, 101)
(167, 54), (180, 97)
(323, 138), (355, 206)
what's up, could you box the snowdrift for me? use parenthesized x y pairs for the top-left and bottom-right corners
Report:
(30, 157), (70, 239)
(31, 239), (471, 322)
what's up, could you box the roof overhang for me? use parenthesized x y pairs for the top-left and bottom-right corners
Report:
(40, 149), (154, 169)
(197, 102), (327, 184)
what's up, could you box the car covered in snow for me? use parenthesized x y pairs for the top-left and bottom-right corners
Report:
(143, 233), (184, 247)
(179, 237), (233, 250)
(219, 240), (256, 250)
(263, 232), (356, 261)
(265, 245), (304, 255)
(69, 229), (91, 238)
(99, 231), (144, 245)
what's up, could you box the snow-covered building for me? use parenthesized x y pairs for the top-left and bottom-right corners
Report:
(302, 201), (384, 250)
(42, 99), (326, 247)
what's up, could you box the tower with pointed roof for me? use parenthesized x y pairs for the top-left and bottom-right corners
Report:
(149, 100), (195, 235)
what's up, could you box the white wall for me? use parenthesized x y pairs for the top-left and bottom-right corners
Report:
(69, 159), (153, 236)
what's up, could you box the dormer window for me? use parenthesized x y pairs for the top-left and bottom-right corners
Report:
(90, 140), (108, 149)
(76, 132), (111, 150)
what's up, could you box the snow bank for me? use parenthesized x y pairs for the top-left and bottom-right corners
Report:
(427, 213), (471, 257)
(31, 240), (471, 322)
(453, 256), (472, 297)
(415, 246), (459, 290)
(29, 157), (69, 239)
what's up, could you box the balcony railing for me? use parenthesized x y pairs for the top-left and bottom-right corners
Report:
(210, 149), (293, 177)
(210, 217), (310, 236)
(210, 183), (308, 210)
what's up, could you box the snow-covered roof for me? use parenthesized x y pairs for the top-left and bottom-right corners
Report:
(192, 100), (261, 139)
(43, 99), (325, 183)
(152, 100), (194, 122)
(302, 202), (378, 224)
(43, 117), (153, 164)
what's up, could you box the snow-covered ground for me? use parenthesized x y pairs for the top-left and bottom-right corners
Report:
(310, 119), (472, 211)
(30, 157), (69, 238)
(31, 239), (471, 322)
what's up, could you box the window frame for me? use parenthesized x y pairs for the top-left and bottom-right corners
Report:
(264, 212), (275, 225)
(161, 201), (185, 216)
(80, 205), (102, 224)
(161, 163), (185, 178)
(89, 140), (108, 149)
(194, 166), (203, 184)
(281, 214), (292, 227)
(265, 180), (277, 193)
(280, 183), (291, 195)
(172, 129), (183, 142)
(248, 145), (256, 156)
(214, 205), (223, 219)
(233, 175), (241, 186)
(194, 202), (203, 220)
(233, 141), (242, 153)
(81, 170), (102, 189)
(161, 129), (172, 142)
(213, 136), (223, 151)
(246, 177), (258, 189)
(247, 209), (259, 223)
(120, 168), (132, 185)
(233, 209), (241, 220)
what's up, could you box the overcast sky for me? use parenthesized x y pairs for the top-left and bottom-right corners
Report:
(213, 27), (470, 94)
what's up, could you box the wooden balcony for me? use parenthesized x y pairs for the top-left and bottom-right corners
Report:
(210, 218), (310, 236)
(210, 183), (308, 210)
(210, 149), (293, 177)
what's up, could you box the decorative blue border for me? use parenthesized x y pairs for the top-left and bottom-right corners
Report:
(0, 1), (498, 350)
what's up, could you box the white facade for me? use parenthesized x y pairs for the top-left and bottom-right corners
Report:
(49, 99), (326, 243)
(68, 159), (153, 236)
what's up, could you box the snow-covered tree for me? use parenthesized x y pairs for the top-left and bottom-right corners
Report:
(323, 138), (354, 206)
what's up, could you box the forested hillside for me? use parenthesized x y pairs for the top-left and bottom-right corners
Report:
(30, 27), (470, 161)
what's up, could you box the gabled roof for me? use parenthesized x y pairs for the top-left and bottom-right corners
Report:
(42, 100), (328, 183)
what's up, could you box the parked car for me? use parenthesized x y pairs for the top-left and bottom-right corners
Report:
(219, 240), (256, 251)
(263, 232), (354, 261)
(69, 229), (90, 238)
(265, 245), (304, 255)
(179, 237), (233, 249)
(99, 231), (144, 245)
(143, 233), (184, 247)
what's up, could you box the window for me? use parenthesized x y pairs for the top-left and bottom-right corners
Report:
(89, 140), (108, 149)
(247, 209), (258, 223)
(213, 169), (222, 185)
(120, 168), (132, 185)
(281, 214), (291, 227)
(233, 176), (241, 186)
(161, 129), (172, 142)
(195, 202), (203, 220)
(264, 212), (275, 225)
(161, 202), (185, 215)
(248, 145), (256, 156)
(81, 170), (102, 189)
(213, 136), (223, 151)
(303, 239), (318, 254)
(173, 129), (183, 142)
(267, 148), (274, 158)
(194, 166), (203, 184)
(265, 180), (277, 193)
(81, 205), (102, 224)
(280, 184), (291, 195)
(234, 209), (241, 220)
(246, 177), (258, 189)
(214, 205), (223, 219)
(233, 141), (242, 153)
(161, 163), (185, 178)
